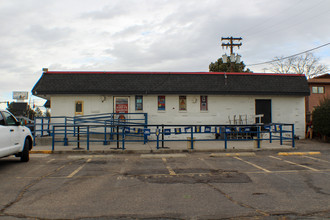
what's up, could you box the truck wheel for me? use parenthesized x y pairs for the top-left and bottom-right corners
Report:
(20, 139), (30, 162)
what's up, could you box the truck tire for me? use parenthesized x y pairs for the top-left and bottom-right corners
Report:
(20, 139), (30, 162)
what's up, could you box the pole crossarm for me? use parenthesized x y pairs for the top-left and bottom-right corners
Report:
(221, 36), (243, 54)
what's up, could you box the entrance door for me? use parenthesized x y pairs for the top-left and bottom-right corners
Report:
(255, 99), (272, 124)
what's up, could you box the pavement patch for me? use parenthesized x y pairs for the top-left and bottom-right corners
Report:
(278, 152), (321, 156)
(210, 152), (256, 157)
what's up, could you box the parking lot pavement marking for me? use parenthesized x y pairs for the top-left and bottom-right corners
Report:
(269, 156), (320, 172)
(47, 159), (55, 163)
(67, 158), (92, 178)
(234, 157), (271, 173)
(141, 154), (186, 159)
(210, 152), (256, 157)
(302, 155), (330, 164)
(162, 158), (176, 176)
(278, 152), (321, 156)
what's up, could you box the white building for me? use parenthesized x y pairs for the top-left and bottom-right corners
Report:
(32, 71), (309, 138)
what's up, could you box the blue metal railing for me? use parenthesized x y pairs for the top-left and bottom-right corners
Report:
(33, 113), (148, 146)
(49, 123), (295, 151)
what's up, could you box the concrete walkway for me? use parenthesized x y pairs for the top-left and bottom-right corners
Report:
(32, 137), (295, 154)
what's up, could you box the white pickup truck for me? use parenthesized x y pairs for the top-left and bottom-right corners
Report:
(0, 110), (33, 162)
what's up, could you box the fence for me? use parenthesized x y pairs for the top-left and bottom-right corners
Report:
(49, 123), (295, 151)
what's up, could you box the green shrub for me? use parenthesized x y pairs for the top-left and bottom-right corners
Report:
(312, 98), (330, 137)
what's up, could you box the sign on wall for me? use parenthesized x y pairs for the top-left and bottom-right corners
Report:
(115, 97), (129, 114)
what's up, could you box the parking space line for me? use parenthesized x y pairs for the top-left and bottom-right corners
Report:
(269, 156), (320, 172)
(67, 158), (92, 178)
(47, 159), (55, 163)
(162, 158), (176, 176)
(234, 157), (271, 173)
(302, 155), (330, 164)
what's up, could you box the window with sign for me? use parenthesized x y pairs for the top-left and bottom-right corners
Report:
(135, 95), (143, 111)
(75, 101), (84, 115)
(200, 96), (208, 111)
(179, 96), (187, 111)
(158, 96), (166, 111)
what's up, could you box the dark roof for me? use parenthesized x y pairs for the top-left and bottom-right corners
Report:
(32, 71), (310, 97)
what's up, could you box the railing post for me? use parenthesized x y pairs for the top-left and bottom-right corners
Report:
(292, 124), (295, 148)
(87, 126), (90, 151)
(64, 117), (68, 146)
(269, 125), (272, 143)
(33, 117), (36, 146)
(190, 126), (194, 150)
(103, 120), (108, 145)
(52, 126), (55, 151)
(224, 126), (227, 150)
(122, 126), (125, 150)
(117, 126), (119, 149)
(257, 126), (261, 149)
(280, 124), (283, 145)
(156, 126), (159, 150)
(77, 126), (80, 149)
(161, 124), (164, 148)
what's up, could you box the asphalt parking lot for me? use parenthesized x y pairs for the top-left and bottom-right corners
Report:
(0, 144), (329, 219)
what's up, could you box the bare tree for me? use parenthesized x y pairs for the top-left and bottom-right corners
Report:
(269, 53), (328, 79)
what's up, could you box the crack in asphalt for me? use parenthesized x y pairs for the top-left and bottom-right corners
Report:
(0, 160), (73, 216)
(206, 183), (270, 217)
(303, 173), (330, 196)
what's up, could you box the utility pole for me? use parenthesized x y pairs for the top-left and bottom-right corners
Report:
(221, 36), (242, 72)
(221, 37), (242, 54)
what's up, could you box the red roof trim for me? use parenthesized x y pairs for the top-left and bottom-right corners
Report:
(44, 71), (305, 77)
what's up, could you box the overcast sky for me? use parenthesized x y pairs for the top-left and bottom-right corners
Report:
(0, 0), (329, 108)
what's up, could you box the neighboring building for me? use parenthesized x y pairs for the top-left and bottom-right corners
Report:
(32, 71), (309, 138)
(305, 74), (330, 122)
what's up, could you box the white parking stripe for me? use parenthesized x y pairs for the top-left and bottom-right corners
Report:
(302, 155), (330, 164)
(67, 158), (92, 178)
(234, 157), (271, 173)
(269, 156), (320, 172)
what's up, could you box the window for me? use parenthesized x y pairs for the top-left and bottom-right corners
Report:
(135, 95), (143, 111)
(200, 96), (208, 111)
(158, 96), (166, 111)
(312, 86), (324, 94)
(75, 101), (84, 115)
(179, 96), (187, 111)
(3, 111), (17, 126)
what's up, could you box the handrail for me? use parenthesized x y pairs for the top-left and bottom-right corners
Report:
(33, 113), (148, 146)
(49, 123), (295, 151)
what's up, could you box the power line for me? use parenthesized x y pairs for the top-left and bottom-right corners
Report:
(246, 42), (330, 66)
